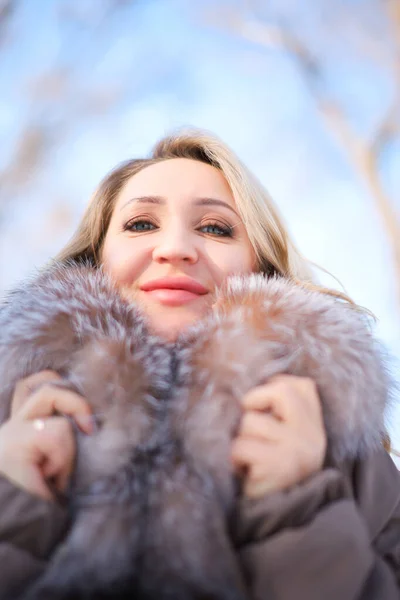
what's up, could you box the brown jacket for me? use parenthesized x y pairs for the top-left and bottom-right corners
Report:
(0, 448), (399, 599)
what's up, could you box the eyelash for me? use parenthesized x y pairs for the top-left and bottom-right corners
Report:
(123, 218), (234, 238)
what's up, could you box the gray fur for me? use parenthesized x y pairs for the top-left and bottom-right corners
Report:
(0, 265), (393, 599)
(179, 273), (392, 464)
(1, 264), (247, 600)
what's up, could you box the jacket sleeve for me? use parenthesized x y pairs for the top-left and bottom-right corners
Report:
(233, 450), (400, 600)
(0, 474), (70, 598)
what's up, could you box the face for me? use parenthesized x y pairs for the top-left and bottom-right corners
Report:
(101, 158), (256, 340)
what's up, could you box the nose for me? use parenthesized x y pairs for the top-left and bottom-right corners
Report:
(152, 228), (198, 265)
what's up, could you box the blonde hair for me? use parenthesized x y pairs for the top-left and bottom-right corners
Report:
(56, 128), (351, 302)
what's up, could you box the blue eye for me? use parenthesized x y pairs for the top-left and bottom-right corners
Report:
(124, 219), (157, 232)
(123, 219), (233, 237)
(199, 222), (233, 237)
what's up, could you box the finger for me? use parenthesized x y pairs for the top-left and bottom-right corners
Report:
(241, 384), (288, 421)
(32, 417), (76, 493)
(244, 477), (278, 499)
(12, 371), (62, 415)
(243, 450), (302, 499)
(270, 374), (318, 399)
(0, 418), (75, 501)
(17, 386), (93, 434)
(268, 375), (321, 415)
(238, 410), (283, 442)
(231, 436), (274, 472)
(242, 378), (314, 422)
(232, 437), (294, 498)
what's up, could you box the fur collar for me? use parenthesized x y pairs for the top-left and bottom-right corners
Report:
(0, 265), (393, 462)
(177, 273), (393, 462)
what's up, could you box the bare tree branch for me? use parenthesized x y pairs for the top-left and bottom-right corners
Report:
(0, 0), (16, 42)
(224, 8), (400, 306)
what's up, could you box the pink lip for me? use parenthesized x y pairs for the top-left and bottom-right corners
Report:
(140, 277), (209, 307)
(140, 277), (209, 295)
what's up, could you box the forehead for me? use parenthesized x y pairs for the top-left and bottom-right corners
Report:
(116, 158), (235, 206)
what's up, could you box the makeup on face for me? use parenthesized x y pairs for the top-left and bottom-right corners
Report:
(101, 158), (256, 338)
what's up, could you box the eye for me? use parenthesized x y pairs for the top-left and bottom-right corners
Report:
(198, 221), (233, 237)
(123, 218), (157, 232)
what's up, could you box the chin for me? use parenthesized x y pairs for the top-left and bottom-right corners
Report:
(146, 308), (208, 342)
(148, 316), (197, 342)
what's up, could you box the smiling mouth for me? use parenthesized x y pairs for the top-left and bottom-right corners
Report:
(142, 288), (206, 306)
(139, 277), (209, 306)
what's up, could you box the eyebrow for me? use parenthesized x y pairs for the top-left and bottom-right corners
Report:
(120, 195), (239, 217)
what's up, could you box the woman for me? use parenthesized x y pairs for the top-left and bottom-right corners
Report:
(0, 129), (399, 599)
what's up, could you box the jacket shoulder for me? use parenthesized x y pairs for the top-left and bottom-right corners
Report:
(349, 449), (400, 541)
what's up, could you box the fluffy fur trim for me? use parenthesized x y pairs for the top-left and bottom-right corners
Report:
(0, 266), (393, 462)
(178, 273), (393, 462)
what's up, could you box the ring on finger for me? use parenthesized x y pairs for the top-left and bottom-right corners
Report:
(33, 418), (46, 431)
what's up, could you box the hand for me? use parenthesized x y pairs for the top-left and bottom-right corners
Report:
(231, 375), (327, 499)
(0, 371), (93, 501)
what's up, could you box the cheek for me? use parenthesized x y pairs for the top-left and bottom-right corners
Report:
(211, 246), (256, 279)
(101, 239), (141, 286)
(103, 255), (127, 285)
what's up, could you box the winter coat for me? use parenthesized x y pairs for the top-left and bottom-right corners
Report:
(0, 263), (399, 600)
